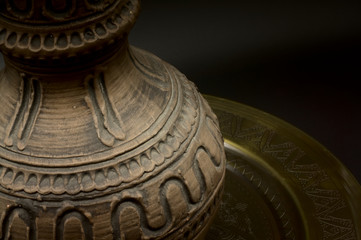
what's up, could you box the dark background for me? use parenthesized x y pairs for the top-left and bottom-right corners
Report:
(0, 0), (360, 183)
(128, 0), (361, 183)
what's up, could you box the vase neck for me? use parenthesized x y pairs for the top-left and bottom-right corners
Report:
(3, 37), (130, 76)
(0, 0), (140, 70)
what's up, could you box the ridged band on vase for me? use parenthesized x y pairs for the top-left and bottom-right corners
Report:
(0, 0), (140, 60)
(0, 46), (226, 239)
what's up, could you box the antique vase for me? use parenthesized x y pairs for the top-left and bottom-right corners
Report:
(0, 0), (226, 239)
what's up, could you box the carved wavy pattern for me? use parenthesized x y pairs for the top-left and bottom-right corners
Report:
(111, 147), (224, 239)
(86, 71), (126, 147)
(0, 143), (224, 240)
(0, 72), (198, 195)
(205, 116), (224, 167)
(4, 74), (42, 151)
(56, 210), (93, 240)
(0, 86), (225, 239)
(1, 207), (36, 240)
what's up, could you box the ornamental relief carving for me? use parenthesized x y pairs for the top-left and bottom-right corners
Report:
(43, 0), (77, 20)
(0, 0), (227, 239)
(5, 0), (34, 20)
(1, 0), (119, 22)
(4, 73), (42, 151)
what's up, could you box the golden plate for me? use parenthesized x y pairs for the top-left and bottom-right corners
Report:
(204, 95), (361, 240)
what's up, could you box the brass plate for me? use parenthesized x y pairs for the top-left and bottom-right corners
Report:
(204, 95), (361, 240)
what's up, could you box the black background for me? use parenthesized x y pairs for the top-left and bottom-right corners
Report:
(0, 0), (360, 183)
(128, 0), (361, 183)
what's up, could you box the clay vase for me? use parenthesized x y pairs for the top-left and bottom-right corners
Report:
(0, 0), (226, 239)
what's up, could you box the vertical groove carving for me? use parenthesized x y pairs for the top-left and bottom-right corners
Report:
(128, 47), (170, 91)
(4, 74), (42, 150)
(86, 71), (126, 146)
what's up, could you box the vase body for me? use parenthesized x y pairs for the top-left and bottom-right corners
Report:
(0, 0), (226, 239)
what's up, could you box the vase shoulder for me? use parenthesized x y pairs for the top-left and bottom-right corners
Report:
(0, 44), (225, 197)
(0, 44), (226, 240)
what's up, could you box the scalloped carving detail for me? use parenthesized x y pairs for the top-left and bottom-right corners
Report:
(0, 0), (139, 59)
(0, 74), (199, 195)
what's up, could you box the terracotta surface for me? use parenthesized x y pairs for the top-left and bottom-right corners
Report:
(0, 0), (226, 239)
